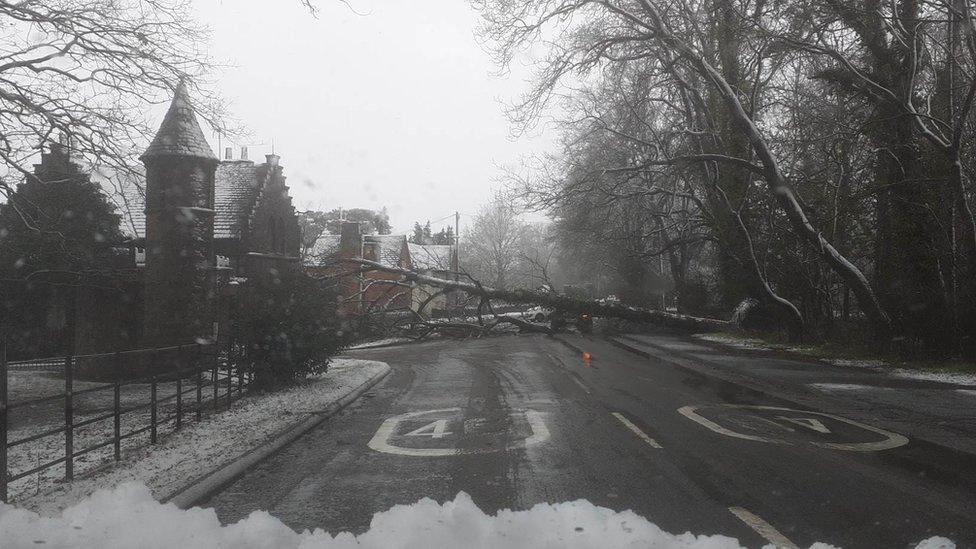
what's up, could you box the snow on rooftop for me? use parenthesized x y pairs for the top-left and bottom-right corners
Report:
(364, 234), (407, 268)
(305, 233), (342, 267)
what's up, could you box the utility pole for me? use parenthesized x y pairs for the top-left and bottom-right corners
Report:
(455, 211), (461, 308)
(455, 211), (460, 274)
(660, 253), (666, 310)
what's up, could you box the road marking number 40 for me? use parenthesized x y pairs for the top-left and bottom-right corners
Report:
(368, 408), (550, 457)
(404, 420), (451, 439)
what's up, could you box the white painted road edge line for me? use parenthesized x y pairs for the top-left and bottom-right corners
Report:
(728, 507), (799, 549)
(611, 412), (663, 449)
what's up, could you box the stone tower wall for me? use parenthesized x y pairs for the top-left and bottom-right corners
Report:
(142, 157), (217, 345)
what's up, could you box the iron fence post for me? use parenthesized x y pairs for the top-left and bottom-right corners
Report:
(211, 345), (218, 410)
(226, 346), (232, 407)
(150, 349), (157, 444)
(1, 336), (8, 503)
(175, 345), (183, 431)
(64, 353), (73, 481)
(195, 344), (202, 422)
(114, 351), (121, 461)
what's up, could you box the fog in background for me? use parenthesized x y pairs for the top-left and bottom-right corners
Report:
(193, 0), (555, 233)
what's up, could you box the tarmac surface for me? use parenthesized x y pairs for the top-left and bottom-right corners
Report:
(205, 332), (976, 548)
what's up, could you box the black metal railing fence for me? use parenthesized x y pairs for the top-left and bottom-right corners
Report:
(0, 339), (250, 503)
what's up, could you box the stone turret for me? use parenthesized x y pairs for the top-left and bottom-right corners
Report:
(140, 82), (219, 346)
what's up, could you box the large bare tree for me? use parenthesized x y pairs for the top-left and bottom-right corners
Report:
(0, 0), (226, 220)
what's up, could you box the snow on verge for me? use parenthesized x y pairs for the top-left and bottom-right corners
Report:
(694, 333), (778, 352)
(16, 359), (389, 515)
(347, 338), (413, 350)
(694, 334), (976, 387)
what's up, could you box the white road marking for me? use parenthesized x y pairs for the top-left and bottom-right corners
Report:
(776, 416), (831, 434)
(728, 507), (799, 549)
(405, 419), (451, 439)
(957, 389), (976, 398)
(678, 404), (909, 452)
(368, 408), (550, 457)
(612, 412), (663, 449)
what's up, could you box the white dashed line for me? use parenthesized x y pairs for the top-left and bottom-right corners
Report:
(728, 507), (798, 549)
(611, 412), (662, 449)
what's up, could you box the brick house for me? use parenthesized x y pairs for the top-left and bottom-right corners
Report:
(304, 222), (459, 316)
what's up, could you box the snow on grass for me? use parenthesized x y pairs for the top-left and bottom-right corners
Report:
(693, 333), (774, 351)
(823, 359), (887, 370)
(347, 338), (413, 350)
(5, 482), (954, 549)
(808, 383), (884, 392)
(694, 334), (976, 387)
(823, 360), (976, 386)
(888, 369), (976, 387)
(13, 359), (389, 515)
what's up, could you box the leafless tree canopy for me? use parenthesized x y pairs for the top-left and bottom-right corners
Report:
(472, 0), (976, 355)
(0, 0), (227, 206)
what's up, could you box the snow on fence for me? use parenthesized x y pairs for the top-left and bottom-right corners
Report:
(0, 340), (250, 503)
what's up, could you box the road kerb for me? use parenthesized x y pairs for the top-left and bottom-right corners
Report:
(163, 362), (392, 509)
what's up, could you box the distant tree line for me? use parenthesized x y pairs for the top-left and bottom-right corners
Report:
(409, 220), (455, 245)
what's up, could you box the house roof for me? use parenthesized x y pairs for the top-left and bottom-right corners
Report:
(141, 83), (217, 162)
(305, 233), (341, 266)
(214, 161), (260, 239)
(105, 160), (266, 240)
(408, 243), (454, 272)
(364, 234), (407, 268)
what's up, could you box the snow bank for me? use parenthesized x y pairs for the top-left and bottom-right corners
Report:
(0, 483), (955, 549)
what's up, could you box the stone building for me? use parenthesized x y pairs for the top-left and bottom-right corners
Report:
(126, 84), (302, 345)
(4, 85), (301, 361)
(140, 82), (221, 345)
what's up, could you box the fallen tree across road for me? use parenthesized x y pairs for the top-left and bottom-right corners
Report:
(334, 258), (729, 333)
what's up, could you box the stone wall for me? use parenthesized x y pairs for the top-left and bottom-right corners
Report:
(142, 157), (217, 346)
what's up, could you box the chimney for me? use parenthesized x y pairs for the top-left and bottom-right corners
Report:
(224, 147), (233, 160)
(339, 221), (363, 258)
(240, 146), (248, 160)
(265, 153), (280, 167)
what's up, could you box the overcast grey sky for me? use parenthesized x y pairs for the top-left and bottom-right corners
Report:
(192, 0), (554, 233)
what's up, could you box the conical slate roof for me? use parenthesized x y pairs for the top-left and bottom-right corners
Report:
(141, 82), (217, 161)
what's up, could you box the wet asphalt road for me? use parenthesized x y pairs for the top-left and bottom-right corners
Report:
(204, 334), (976, 548)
